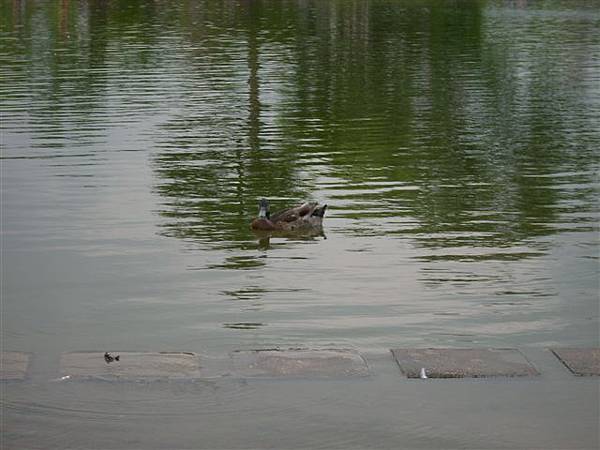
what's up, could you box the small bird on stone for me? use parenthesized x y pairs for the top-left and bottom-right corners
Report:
(104, 352), (120, 363)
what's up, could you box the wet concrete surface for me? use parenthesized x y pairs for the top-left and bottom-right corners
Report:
(6, 348), (600, 382)
(0, 352), (30, 381)
(230, 348), (370, 378)
(390, 348), (540, 378)
(392, 348), (539, 378)
(550, 348), (600, 376)
(59, 352), (202, 380)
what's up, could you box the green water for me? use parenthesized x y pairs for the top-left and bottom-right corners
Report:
(1, 0), (599, 448)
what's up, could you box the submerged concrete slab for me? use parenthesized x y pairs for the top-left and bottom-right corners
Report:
(230, 348), (369, 378)
(1, 352), (30, 381)
(550, 348), (600, 376)
(391, 348), (539, 378)
(60, 352), (201, 380)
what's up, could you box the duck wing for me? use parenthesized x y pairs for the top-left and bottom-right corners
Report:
(270, 202), (317, 223)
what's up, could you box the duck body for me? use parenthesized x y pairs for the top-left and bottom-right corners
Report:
(251, 199), (327, 231)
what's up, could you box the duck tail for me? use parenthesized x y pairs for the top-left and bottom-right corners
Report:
(312, 204), (327, 218)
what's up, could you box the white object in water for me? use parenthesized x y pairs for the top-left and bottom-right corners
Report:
(419, 367), (428, 379)
(50, 375), (71, 382)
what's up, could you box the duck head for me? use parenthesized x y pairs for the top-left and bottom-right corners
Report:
(258, 198), (270, 219)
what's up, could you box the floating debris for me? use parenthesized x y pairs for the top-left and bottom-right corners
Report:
(49, 374), (71, 382)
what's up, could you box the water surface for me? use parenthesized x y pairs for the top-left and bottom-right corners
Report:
(1, 0), (599, 448)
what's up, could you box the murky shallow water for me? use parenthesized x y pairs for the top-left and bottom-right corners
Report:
(2, 0), (599, 448)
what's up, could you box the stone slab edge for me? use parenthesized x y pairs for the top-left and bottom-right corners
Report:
(550, 348), (600, 376)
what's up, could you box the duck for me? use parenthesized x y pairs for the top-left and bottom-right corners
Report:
(251, 198), (327, 231)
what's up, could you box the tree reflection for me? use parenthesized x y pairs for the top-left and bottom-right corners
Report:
(153, 0), (598, 253)
(4, 0), (595, 256)
(154, 0), (311, 248)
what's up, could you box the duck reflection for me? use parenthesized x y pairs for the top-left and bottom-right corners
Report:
(253, 228), (326, 250)
(223, 322), (265, 330)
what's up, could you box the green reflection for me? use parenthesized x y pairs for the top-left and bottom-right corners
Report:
(3, 0), (598, 257)
(149, 0), (598, 255)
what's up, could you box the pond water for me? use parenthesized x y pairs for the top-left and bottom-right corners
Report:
(1, 0), (599, 448)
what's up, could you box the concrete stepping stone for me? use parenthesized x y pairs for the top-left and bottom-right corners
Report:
(391, 348), (539, 378)
(230, 348), (369, 378)
(60, 352), (201, 381)
(1, 352), (30, 381)
(550, 348), (600, 376)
